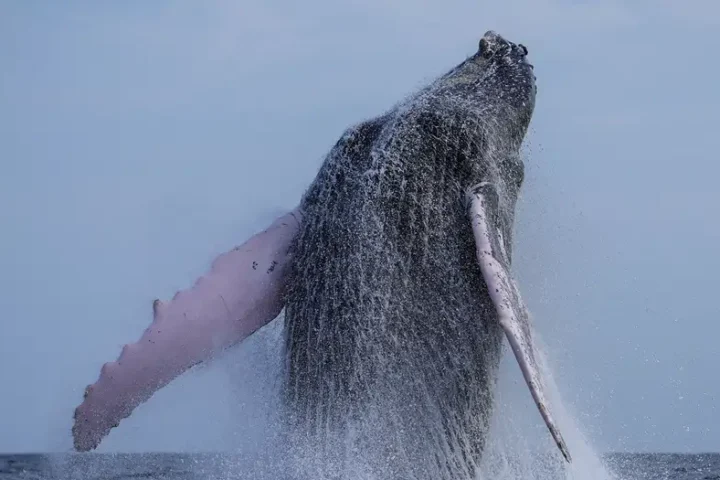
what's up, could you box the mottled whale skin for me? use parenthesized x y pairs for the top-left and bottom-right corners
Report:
(72, 31), (569, 479)
(283, 31), (535, 478)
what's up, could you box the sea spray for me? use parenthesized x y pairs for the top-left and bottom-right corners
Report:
(478, 335), (619, 480)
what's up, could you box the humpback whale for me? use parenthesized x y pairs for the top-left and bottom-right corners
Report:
(72, 30), (570, 479)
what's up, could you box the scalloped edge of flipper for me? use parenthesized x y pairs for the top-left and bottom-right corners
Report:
(465, 183), (571, 463)
(72, 208), (303, 452)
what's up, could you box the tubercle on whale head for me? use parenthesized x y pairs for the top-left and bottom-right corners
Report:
(477, 30), (528, 61)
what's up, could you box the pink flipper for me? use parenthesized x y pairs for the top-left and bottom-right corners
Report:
(466, 183), (571, 463)
(72, 209), (303, 451)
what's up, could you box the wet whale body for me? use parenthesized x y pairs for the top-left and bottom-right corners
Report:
(285, 32), (535, 478)
(72, 31), (570, 479)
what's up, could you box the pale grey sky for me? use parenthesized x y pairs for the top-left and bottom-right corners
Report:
(1, 1), (718, 454)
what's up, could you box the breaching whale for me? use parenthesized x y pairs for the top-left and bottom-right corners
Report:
(72, 30), (570, 479)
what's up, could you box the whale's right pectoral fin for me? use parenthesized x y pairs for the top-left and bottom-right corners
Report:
(72, 208), (303, 452)
(465, 182), (571, 463)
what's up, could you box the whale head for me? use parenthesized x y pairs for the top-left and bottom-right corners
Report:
(476, 30), (536, 121)
(436, 31), (537, 144)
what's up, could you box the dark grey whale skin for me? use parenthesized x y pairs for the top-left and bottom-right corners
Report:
(282, 32), (537, 479)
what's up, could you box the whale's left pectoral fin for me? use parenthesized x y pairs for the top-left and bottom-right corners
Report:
(72, 208), (303, 452)
(465, 182), (571, 463)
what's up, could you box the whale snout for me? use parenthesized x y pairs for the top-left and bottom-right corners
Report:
(471, 30), (537, 123)
(479, 30), (529, 60)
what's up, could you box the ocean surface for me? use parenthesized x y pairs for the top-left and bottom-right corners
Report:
(1, 453), (719, 480)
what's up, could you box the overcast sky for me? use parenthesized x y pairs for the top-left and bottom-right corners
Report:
(1, 0), (718, 455)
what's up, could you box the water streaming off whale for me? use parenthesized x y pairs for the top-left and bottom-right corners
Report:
(219, 316), (619, 480)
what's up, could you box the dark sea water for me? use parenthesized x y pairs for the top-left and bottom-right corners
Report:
(1, 453), (719, 480)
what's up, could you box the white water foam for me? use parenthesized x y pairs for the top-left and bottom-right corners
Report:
(216, 322), (620, 480)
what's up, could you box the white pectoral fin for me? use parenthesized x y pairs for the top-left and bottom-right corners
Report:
(72, 208), (303, 452)
(466, 182), (571, 463)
